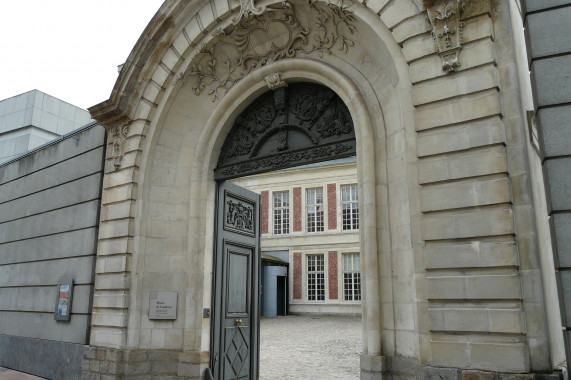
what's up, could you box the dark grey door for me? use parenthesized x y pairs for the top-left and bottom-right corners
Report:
(212, 181), (260, 380)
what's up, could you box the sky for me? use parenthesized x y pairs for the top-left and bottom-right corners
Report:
(0, 0), (165, 110)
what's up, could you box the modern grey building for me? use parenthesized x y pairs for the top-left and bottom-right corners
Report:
(0, 90), (92, 163)
(0, 90), (105, 378)
(523, 0), (571, 367)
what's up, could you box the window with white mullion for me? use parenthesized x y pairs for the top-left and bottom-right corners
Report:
(307, 254), (325, 301)
(273, 191), (289, 235)
(343, 253), (361, 301)
(306, 188), (324, 233)
(341, 184), (359, 230)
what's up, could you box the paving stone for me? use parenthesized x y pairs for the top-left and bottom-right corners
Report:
(259, 315), (361, 380)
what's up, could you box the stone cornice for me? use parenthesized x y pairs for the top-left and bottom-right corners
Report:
(88, 0), (184, 130)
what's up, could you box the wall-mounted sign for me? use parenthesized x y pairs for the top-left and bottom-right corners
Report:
(149, 291), (177, 320)
(54, 279), (74, 321)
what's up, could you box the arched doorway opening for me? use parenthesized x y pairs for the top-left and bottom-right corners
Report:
(88, 0), (419, 376)
(211, 82), (362, 379)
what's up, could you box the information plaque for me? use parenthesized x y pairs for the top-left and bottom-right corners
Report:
(149, 291), (177, 320)
(54, 279), (74, 321)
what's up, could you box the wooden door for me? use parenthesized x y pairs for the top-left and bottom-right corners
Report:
(212, 181), (260, 380)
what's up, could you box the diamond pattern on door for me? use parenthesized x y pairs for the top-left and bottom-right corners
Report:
(224, 326), (249, 380)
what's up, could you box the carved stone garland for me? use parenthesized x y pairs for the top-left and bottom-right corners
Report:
(175, 1), (357, 101)
(110, 122), (130, 170)
(427, 0), (464, 72)
(215, 83), (355, 179)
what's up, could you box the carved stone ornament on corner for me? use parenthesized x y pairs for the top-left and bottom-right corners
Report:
(111, 122), (130, 170)
(426, 0), (491, 72)
(174, 1), (357, 101)
(427, 0), (464, 72)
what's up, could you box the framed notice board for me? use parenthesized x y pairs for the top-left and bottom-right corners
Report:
(54, 279), (74, 321)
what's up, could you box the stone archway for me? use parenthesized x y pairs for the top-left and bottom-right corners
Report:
(212, 81), (358, 379)
(86, 0), (563, 378)
(87, 0), (416, 377)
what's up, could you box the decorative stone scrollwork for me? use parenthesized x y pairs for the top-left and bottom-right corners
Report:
(175, 1), (357, 101)
(219, 142), (354, 178)
(426, 0), (491, 72)
(427, 0), (464, 72)
(215, 83), (355, 179)
(110, 122), (130, 170)
(232, 0), (266, 24)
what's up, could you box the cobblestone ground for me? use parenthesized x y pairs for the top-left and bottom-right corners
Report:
(259, 315), (362, 380)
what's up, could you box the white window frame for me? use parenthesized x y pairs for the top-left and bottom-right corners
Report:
(341, 184), (359, 231)
(306, 187), (324, 233)
(343, 252), (361, 301)
(272, 190), (290, 235)
(307, 254), (325, 301)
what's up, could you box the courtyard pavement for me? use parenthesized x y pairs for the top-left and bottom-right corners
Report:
(260, 315), (362, 380)
(0, 315), (361, 379)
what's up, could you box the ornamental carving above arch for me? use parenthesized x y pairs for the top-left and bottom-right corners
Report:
(175, 1), (357, 101)
(215, 82), (356, 179)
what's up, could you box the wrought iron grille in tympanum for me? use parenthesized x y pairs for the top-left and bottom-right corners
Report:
(215, 83), (356, 179)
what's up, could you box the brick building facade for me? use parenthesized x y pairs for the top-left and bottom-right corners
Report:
(232, 158), (361, 315)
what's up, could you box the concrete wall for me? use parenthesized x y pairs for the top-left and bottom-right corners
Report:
(524, 0), (571, 368)
(0, 122), (105, 379)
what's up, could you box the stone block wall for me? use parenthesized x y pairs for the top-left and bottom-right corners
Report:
(523, 0), (571, 368)
(404, 1), (534, 371)
(0, 123), (105, 379)
(81, 347), (196, 379)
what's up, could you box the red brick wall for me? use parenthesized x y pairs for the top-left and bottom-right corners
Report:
(261, 190), (269, 234)
(328, 251), (338, 300)
(293, 252), (302, 300)
(327, 183), (337, 230)
(293, 187), (302, 232)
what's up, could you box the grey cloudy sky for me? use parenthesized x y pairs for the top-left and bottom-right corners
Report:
(0, 0), (165, 110)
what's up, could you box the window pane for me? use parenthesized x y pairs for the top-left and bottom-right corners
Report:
(341, 185), (359, 230)
(273, 191), (289, 235)
(307, 254), (325, 301)
(307, 188), (324, 232)
(342, 253), (361, 301)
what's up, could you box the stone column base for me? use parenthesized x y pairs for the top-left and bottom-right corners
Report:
(81, 346), (209, 379)
(360, 355), (567, 380)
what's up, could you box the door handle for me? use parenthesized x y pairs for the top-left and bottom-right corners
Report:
(235, 319), (242, 326)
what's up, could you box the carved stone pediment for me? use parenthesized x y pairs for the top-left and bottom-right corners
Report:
(175, 1), (357, 101)
(215, 83), (355, 179)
